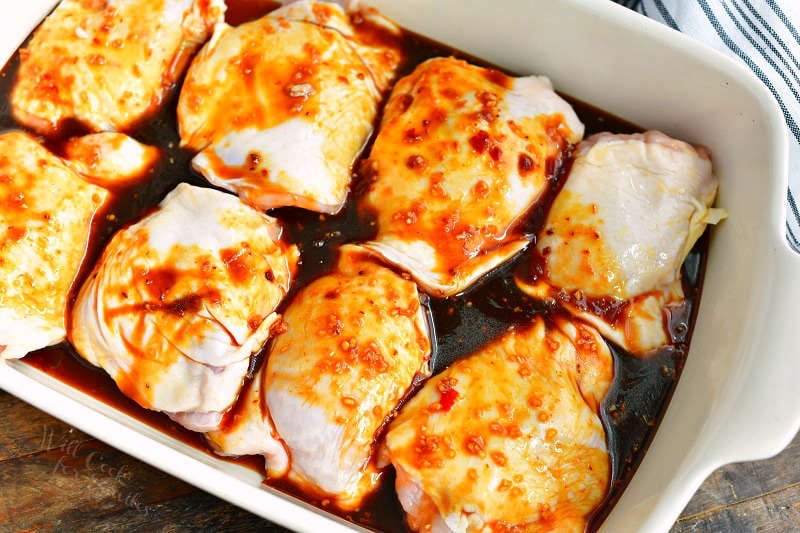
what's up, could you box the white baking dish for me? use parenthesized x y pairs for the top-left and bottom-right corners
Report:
(1, 1), (798, 531)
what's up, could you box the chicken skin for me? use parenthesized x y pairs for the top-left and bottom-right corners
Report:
(61, 132), (160, 188)
(0, 131), (108, 359)
(360, 57), (584, 296)
(207, 245), (431, 509)
(516, 131), (725, 354)
(178, 2), (402, 214)
(70, 183), (298, 431)
(11, 0), (225, 135)
(268, 0), (404, 94)
(384, 316), (612, 532)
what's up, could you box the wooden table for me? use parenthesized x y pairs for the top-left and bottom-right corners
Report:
(1, 389), (798, 531)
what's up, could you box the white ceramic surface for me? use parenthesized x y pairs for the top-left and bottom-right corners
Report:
(1, 1), (798, 532)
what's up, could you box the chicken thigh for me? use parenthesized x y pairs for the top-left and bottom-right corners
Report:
(384, 316), (612, 532)
(207, 245), (431, 509)
(61, 132), (160, 188)
(268, 0), (405, 93)
(178, 2), (401, 214)
(11, 0), (225, 135)
(516, 131), (725, 354)
(0, 131), (108, 359)
(70, 183), (298, 431)
(359, 57), (584, 296)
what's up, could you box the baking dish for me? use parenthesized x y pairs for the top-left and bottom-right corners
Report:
(1, 0), (798, 532)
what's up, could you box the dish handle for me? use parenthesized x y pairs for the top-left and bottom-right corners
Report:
(723, 243), (800, 460)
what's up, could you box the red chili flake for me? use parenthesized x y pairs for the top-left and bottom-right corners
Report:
(439, 386), (458, 411)
(477, 90), (500, 108)
(403, 128), (423, 143)
(527, 394), (543, 408)
(483, 69), (511, 88)
(518, 153), (534, 175)
(545, 120), (565, 144)
(247, 315), (262, 331)
(469, 130), (490, 153)
(476, 110), (495, 123)
(247, 151), (261, 171)
(406, 154), (426, 170)
(239, 52), (259, 79)
(436, 377), (459, 411)
(440, 87), (459, 100)
(464, 434), (485, 455)
(398, 93), (414, 112)
(472, 180), (490, 199)
(221, 247), (252, 284)
(490, 451), (508, 466)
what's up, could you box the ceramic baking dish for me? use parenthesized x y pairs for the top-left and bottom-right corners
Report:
(1, 0), (798, 531)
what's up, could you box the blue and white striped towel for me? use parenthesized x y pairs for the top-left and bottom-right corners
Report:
(614, 0), (800, 253)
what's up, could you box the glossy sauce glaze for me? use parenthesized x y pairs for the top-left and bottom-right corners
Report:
(1, 2), (707, 531)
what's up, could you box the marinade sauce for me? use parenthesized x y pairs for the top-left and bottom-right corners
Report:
(1, 3), (708, 532)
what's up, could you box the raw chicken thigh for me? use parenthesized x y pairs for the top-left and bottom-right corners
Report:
(205, 360), (286, 464)
(207, 245), (431, 509)
(178, 2), (402, 214)
(269, 0), (405, 93)
(70, 183), (299, 431)
(359, 57), (584, 296)
(0, 131), (108, 359)
(62, 132), (160, 187)
(11, 0), (225, 135)
(516, 131), (725, 354)
(384, 316), (612, 533)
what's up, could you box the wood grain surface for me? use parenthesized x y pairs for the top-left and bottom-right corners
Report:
(1, 389), (798, 532)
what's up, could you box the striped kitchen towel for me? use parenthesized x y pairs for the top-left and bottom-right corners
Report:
(614, 0), (800, 253)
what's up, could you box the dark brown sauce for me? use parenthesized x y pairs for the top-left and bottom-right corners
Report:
(24, 346), (209, 448)
(224, 0), (283, 26)
(0, 4), (709, 532)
